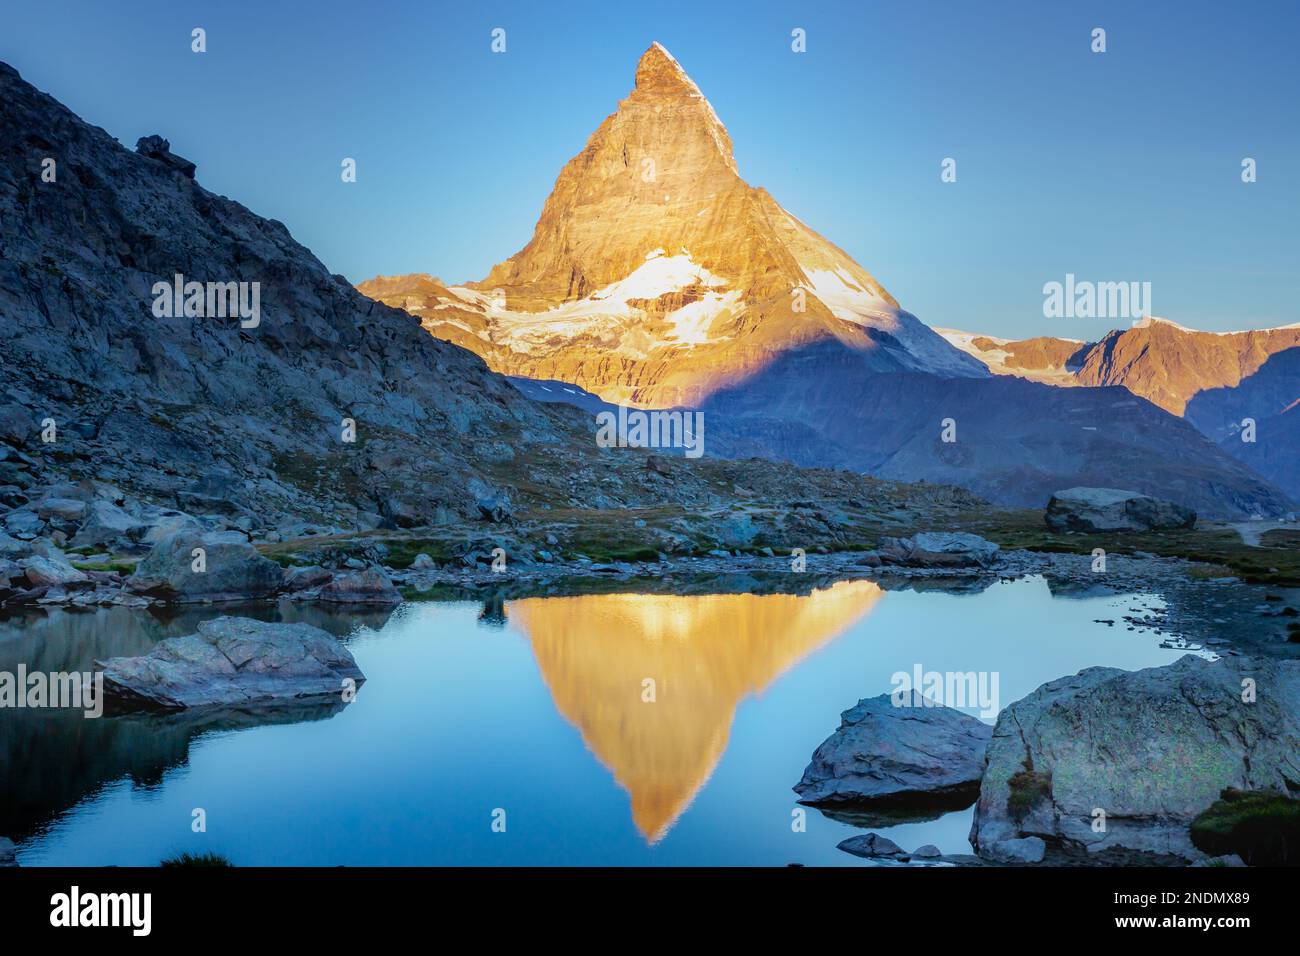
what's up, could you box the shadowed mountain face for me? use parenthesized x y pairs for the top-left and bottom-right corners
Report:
(510, 580), (883, 841)
(1185, 348), (1300, 501)
(698, 341), (1294, 516)
(360, 43), (984, 409)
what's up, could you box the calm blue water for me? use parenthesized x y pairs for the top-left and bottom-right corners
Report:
(2, 576), (1186, 866)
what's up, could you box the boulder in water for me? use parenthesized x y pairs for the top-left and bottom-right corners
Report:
(98, 616), (365, 711)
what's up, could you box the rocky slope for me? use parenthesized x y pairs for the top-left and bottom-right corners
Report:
(0, 59), (984, 541)
(360, 43), (985, 409)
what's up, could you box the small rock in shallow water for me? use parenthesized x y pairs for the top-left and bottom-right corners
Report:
(837, 832), (905, 859)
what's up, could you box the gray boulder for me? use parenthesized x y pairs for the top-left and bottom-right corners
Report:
(126, 531), (282, 602)
(476, 491), (513, 523)
(795, 691), (993, 806)
(18, 554), (88, 588)
(137, 511), (204, 548)
(70, 500), (146, 550)
(282, 565), (333, 592)
(1045, 487), (1196, 532)
(876, 532), (1000, 568)
(0, 836), (16, 867)
(35, 497), (87, 524)
(3, 509), (43, 539)
(0, 404), (32, 445)
(317, 567), (402, 604)
(970, 655), (1300, 864)
(837, 832), (905, 859)
(98, 616), (365, 711)
(0, 531), (31, 558)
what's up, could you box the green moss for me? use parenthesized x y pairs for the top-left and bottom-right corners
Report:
(70, 559), (137, 575)
(1007, 766), (1053, 823)
(374, 538), (458, 570)
(160, 851), (232, 868)
(1189, 789), (1300, 865)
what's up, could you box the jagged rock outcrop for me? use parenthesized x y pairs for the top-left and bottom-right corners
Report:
(135, 135), (196, 179)
(1045, 487), (1196, 532)
(98, 616), (365, 711)
(969, 655), (1300, 863)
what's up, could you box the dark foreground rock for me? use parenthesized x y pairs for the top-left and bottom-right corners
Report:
(795, 691), (993, 807)
(1045, 487), (1196, 532)
(127, 531), (282, 603)
(98, 616), (365, 711)
(837, 832), (904, 858)
(970, 655), (1300, 863)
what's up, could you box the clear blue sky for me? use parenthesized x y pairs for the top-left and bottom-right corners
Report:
(5, 0), (1297, 338)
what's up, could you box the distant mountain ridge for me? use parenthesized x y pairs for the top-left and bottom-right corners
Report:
(939, 317), (1300, 414)
(938, 318), (1300, 504)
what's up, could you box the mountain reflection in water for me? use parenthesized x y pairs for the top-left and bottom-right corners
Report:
(510, 580), (884, 841)
(4, 577), (1187, 866)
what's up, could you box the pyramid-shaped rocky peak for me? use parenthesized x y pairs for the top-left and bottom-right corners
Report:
(635, 42), (700, 95)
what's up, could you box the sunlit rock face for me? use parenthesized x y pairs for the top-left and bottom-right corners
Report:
(938, 319), (1300, 415)
(360, 43), (982, 408)
(508, 580), (884, 841)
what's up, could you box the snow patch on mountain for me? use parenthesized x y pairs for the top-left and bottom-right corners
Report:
(430, 254), (738, 354)
(801, 269), (987, 377)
